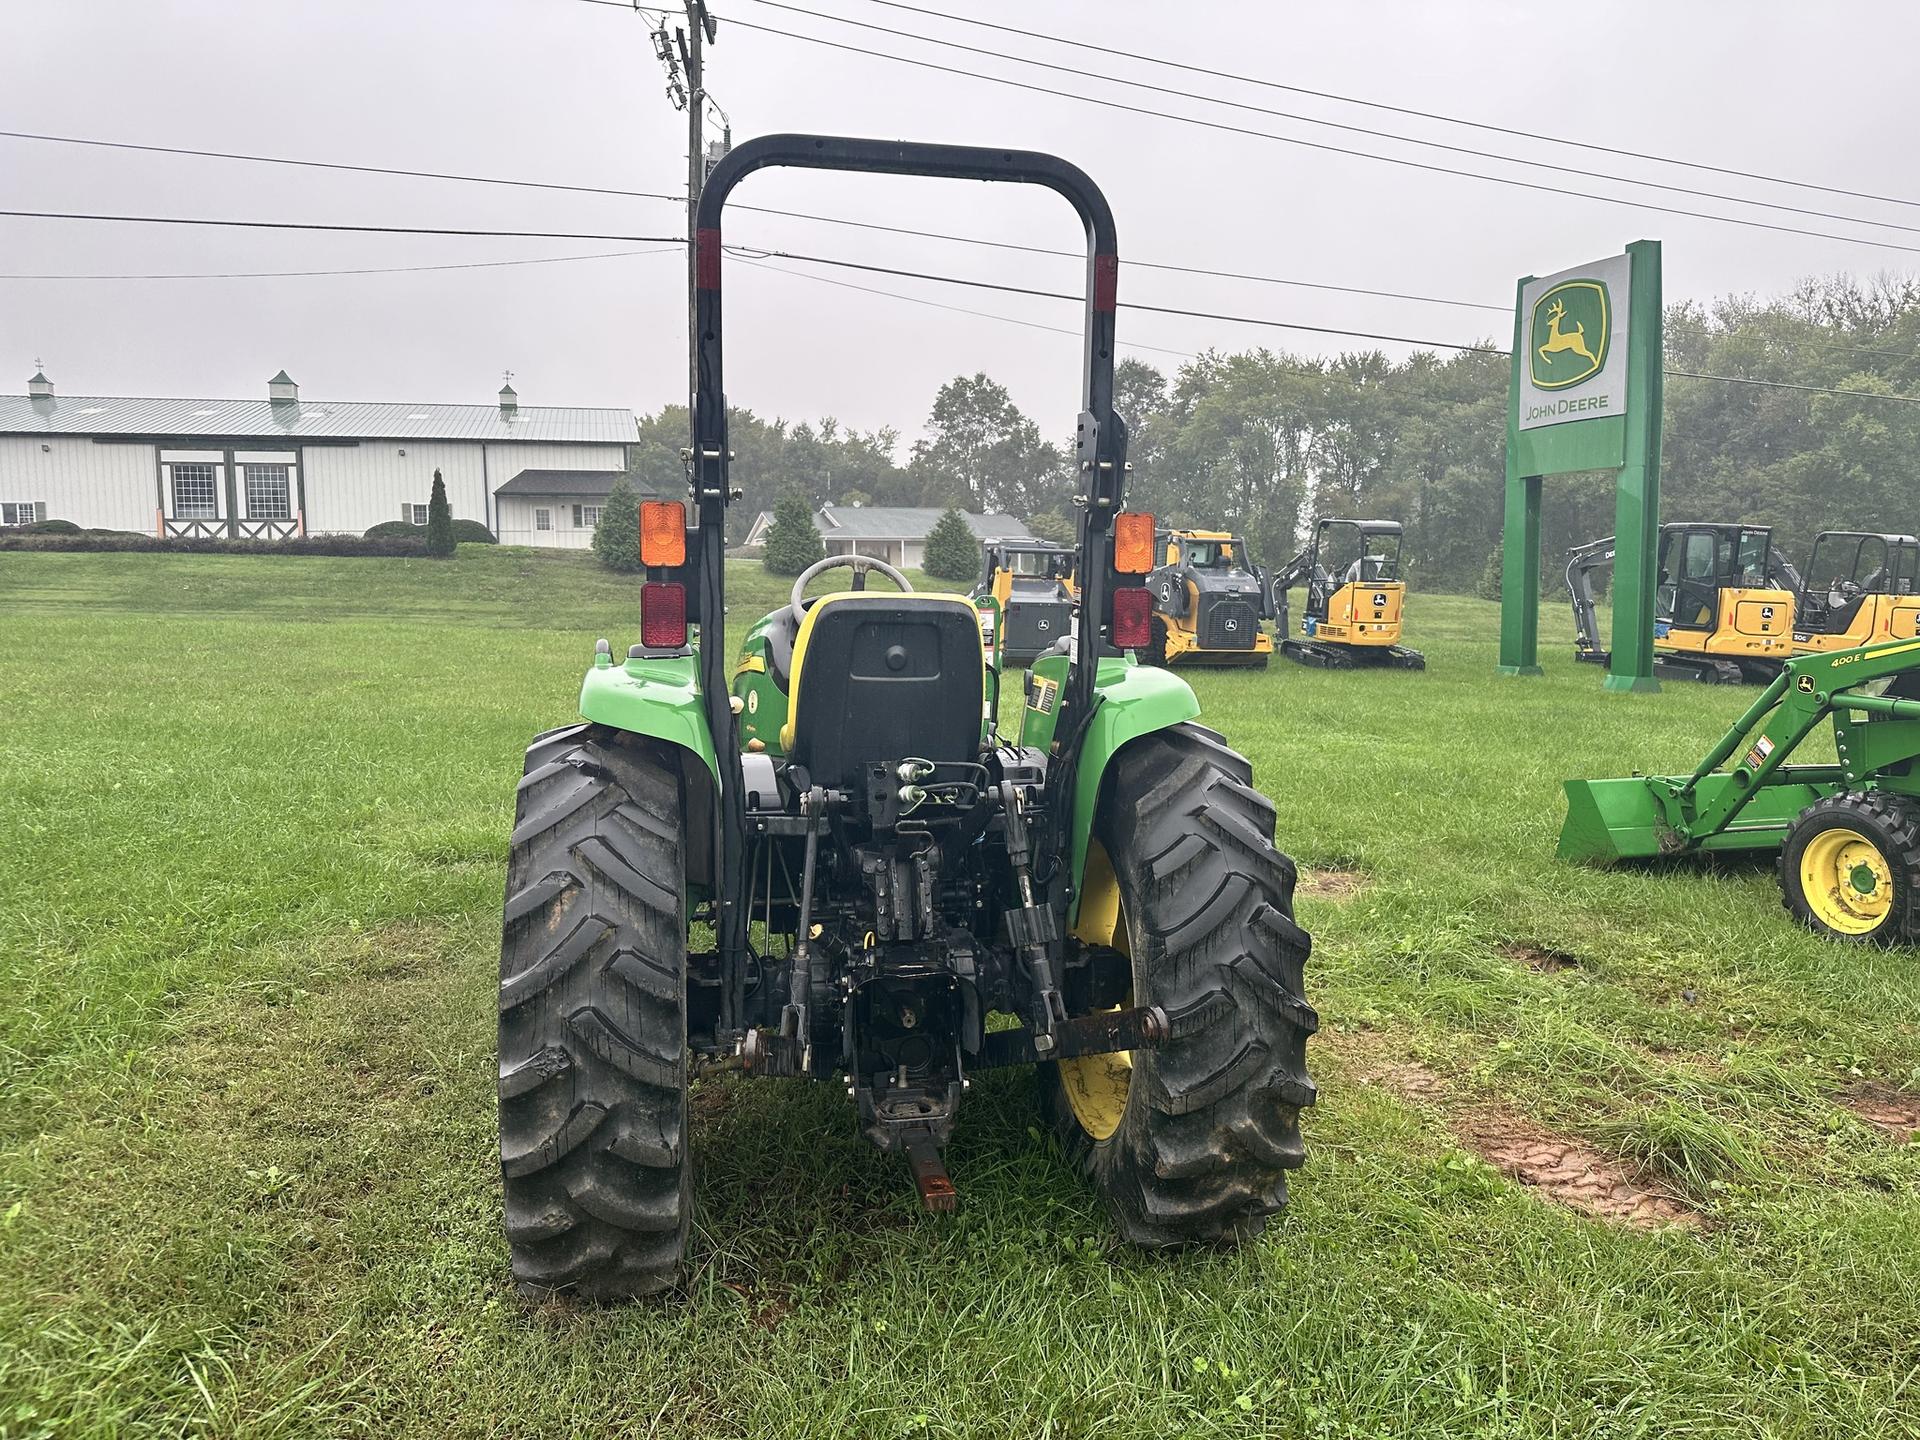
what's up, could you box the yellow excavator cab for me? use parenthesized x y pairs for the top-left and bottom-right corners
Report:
(1271, 517), (1425, 670)
(1787, 531), (1920, 654)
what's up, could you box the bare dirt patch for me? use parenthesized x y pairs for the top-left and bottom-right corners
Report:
(1296, 866), (1367, 901)
(1840, 1082), (1920, 1141)
(1320, 1029), (1447, 1100)
(1455, 1109), (1701, 1229)
(1498, 941), (1580, 973)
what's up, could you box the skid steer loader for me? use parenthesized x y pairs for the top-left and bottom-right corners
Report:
(1567, 522), (1793, 684)
(496, 135), (1316, 1299)
(1270, 518), (1424, 670)
(1781, 530), (1920, 654)
(971, 538), (1076, 666)
(1141, 529), (1274, 667)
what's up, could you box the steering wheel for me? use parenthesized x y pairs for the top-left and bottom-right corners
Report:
(789, 553), (914, 626)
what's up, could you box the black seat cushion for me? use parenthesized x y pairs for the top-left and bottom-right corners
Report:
(784, 594), (984, 790)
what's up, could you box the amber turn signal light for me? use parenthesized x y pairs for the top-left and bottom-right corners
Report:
(1113, 511), (1155, 574)
(640, 500), (686, 567)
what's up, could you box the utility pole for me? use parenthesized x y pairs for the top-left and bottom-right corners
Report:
(655, 2), (723, 401)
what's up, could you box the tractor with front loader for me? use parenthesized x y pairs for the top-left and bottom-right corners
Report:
(1269, 518), (1425, 670)
(1561, 635), (1920, 942)
(496, 135), (1316, 1299)
(1566, 521), (1794, 684)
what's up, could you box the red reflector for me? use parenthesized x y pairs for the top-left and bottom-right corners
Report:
(1093, 253), (1118, 312)
(641, 582), (688, 648)
(696, 228), (722, 290)
(1111, 586), (1153, 650)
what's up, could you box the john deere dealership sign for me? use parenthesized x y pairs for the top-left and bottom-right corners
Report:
(1518, 252), (1630, 430)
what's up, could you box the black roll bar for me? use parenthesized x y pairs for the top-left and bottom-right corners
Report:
(687, 134), (1126, 1038)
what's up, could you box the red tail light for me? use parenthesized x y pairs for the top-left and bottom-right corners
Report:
(1110, 586), (1154, 650)
(641, 582), (688, 648)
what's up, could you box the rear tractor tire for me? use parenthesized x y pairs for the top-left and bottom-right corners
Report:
(1042, 722), (1317, 1245)
(1780, 790), (1920, 945)
(498, 723), (692, 1298)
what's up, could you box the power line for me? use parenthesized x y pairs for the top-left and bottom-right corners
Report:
(0, 129), (1502, 312)
(729, 253), (1199, 359)
(743, 0), (1920, 240)
(0, 130), (681, 205)
(730, 245), (1920, 406)
(0, 245), (683, 281)
(855, 0), (1920, 216)
(0, 209), (683, 242)
(698, 10), (1920, 259)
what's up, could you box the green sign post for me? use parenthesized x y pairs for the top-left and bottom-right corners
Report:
(1497, 240), (1664, 690)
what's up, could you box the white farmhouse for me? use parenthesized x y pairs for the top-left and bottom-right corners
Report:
(0, 370), (636, 545)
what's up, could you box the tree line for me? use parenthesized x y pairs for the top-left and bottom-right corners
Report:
(617, 274), (1920, 592)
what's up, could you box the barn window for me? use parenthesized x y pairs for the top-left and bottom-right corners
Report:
(573, 504), (602, 528)
(171, 464), (218, 518)
(534, 508), (553, 532)
(0, 501), (37, 527)
(245, 465), (291, 520)
(406, 503), (430, 526)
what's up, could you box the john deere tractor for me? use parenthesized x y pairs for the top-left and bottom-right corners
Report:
(496, 135), (1316, 1299)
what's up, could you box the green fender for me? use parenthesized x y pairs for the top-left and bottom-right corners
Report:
(577, 649), (720, 781)
(1064, 655), (1201, 924)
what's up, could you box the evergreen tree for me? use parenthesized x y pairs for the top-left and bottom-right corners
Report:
(592, 478), (644, 573)
(763, 489), (825, 576)
(922, 507), (981, 581)
(425, 469), (455, 557)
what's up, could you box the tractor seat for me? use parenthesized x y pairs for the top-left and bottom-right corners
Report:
(779, 593), (986, 790)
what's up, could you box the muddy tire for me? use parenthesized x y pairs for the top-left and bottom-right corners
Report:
(1042, 721), (1316, 1244)
(498, 723), (691, 1298)
(1779, 789), (1920, 945)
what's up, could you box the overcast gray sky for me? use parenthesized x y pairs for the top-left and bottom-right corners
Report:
(4, 0), (1916, 445)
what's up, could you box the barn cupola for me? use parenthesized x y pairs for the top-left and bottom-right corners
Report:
(268, 369), (299, 405)
(27, 367), (53, 400)
(498, 375), (518, 420)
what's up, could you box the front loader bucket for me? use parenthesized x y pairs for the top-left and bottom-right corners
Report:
(1557, 776), (1670, 864)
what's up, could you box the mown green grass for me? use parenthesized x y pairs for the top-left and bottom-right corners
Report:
(4, 547), (1920, 1438)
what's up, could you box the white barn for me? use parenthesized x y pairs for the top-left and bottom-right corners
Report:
(0, 370), (636, 544)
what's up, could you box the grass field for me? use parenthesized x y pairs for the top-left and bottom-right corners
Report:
(5, 545), (1920, 1439)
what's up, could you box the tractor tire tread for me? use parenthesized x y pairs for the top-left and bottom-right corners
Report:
(1779, 789), (1920, 944)
(1043, 721), (1316, 1246)
(498, 726), (690, 1299)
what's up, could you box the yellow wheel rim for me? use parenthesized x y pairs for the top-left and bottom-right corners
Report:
(1799, 825), (1895, 935)
(1058, 840), (1133, 1142)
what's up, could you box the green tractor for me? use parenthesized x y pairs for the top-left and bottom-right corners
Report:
(496, 135), (1316, 1299)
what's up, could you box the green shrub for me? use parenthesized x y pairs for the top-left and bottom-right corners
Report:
(21, 518), (80, 535)
(425, 471), (454, 558)
(763, 490), (825, 576)
(592, 479), (644, 574)
(922, 507), (981, 582)
(363, 518), (494, 543)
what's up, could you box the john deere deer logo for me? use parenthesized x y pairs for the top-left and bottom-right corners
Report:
(1528, 279), (1610, 390)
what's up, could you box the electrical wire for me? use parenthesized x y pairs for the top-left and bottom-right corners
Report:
(0, 245), (684, 281)
(854, 0), (1920, 215)
(0, 209), (683, 242)
(728, 252), (1200, 359)
(0, 128), (1502, 312)
(698, 10), (1920, 259)
(742, 0), (1920, 239)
